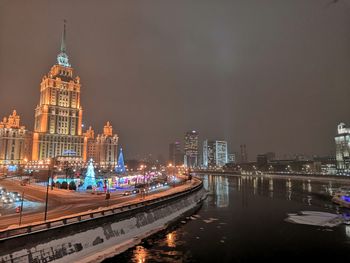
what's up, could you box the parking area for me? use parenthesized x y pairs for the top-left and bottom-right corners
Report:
(0, 186), (22, 204)
(0, 186), (42, 216)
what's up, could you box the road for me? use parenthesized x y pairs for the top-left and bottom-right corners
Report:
(0, 178), (193, 230)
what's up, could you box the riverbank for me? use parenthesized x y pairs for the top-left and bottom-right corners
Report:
(193, 171), (350, 184)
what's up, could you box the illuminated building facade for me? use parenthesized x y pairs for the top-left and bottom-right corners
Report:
(184, 130), (199, 168)
(84, 126), (96, 161)
(95, 122), (119, 169)
(335, 123), (350, 174)
(203, 140), (228, 168)
(228, 153), (236, 164)
(32, 22), (85, 162)
(0, 110), (32, 166)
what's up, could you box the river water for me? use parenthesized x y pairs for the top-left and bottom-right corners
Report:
(107, 174), (350, 262)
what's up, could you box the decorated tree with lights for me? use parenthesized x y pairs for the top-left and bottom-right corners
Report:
(83, 159), (97, 190)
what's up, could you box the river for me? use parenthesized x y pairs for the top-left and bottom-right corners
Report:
(106, 174), (350, 262)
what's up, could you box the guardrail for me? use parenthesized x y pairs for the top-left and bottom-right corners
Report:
(0, 179), (203, 241)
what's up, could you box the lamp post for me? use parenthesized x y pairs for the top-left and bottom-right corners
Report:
(44, 159), (53, 221)
(44, 168), (50, 221)
(18, 191), (24, 226)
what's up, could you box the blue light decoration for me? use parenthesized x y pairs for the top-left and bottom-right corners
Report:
(82, 159), (97, 190)
(63, 149), (76, 156)
(115, 147), (126, 174)
(7, 165), (17, 172)
(341, 195), (350, 203)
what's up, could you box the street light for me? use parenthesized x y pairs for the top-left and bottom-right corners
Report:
(43, 159), (54, 221)
(44, 168), (51, 221)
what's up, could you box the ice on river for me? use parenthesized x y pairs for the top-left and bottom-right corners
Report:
(285, 211), (343, 227)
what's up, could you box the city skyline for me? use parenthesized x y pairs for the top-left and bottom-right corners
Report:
(1, 2), (350, 262)
(1, 1), (349, 160)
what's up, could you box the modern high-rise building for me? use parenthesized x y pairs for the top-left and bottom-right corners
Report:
(335, 123), (350, 173)
(203, 140), (228, 168)
(0, 110), (32, 167)
(32, 22), (85, 162)
(169, 141), (183, 166)
(228, 153), (236, 164)
(240, 144), (248, 163)
(184, 130), (199, 168)
(95, 122), (119, 169)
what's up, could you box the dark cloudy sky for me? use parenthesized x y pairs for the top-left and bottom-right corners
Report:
(0, 0), (349, 160)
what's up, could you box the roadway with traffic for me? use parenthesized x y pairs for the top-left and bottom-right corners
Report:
(0, 177), (188, 230)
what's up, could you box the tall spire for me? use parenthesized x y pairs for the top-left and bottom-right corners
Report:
(57, 19), (71, 67)
(60, 19), (67, 53)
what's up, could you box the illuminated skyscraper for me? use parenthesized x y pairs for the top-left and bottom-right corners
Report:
(32, 22), (85, 162)
(335, 123), (350, 173)
(203, 140), (228, 168)
(0, 110), (32, 167)
(184, 130), (199, 168)
(240, 144), (248, 163)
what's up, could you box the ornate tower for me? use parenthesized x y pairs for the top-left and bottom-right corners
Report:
(95, 121), (119, 169)
(32, 21), (85, 161)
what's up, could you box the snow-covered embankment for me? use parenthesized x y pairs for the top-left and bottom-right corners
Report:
(0, 184), (205, 263)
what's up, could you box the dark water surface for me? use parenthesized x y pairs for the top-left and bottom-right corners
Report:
(107, 175), (350, 262)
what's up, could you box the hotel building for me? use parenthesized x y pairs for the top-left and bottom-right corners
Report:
(32, 22), (85, 163)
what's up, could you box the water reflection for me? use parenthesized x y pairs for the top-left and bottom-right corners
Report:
(204, 175), (229, 208)
(346, 225), (350, 239)
(134, 246), (147, 263)
(112, 174), (350, 263)
(253, 177), (257, 195)
(166, 232), (176, 248)
(203, 174), (350, 208)
(307, 180), (312, 193)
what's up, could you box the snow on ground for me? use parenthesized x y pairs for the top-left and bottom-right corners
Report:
(0, 187), (205, 263)
(0, 179), (201, 231)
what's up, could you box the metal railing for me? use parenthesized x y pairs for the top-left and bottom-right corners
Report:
(0, 179), (203, 241)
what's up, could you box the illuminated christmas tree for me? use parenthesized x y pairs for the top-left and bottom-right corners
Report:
(115, 147), (126, 174)
(83, 159), (97, 189)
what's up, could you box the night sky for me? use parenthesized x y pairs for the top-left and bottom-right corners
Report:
(0, 0), (349, 160)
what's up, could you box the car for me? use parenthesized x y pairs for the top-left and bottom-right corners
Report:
(2, 197), (13, 204)
(11, 192), (20, 198)
(1, 193), (10, 200)
(132, 188), (140, 194)
(123, 190), (132, 196)
(13, 195), (21, 202)
(123, 188), (141, 196)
